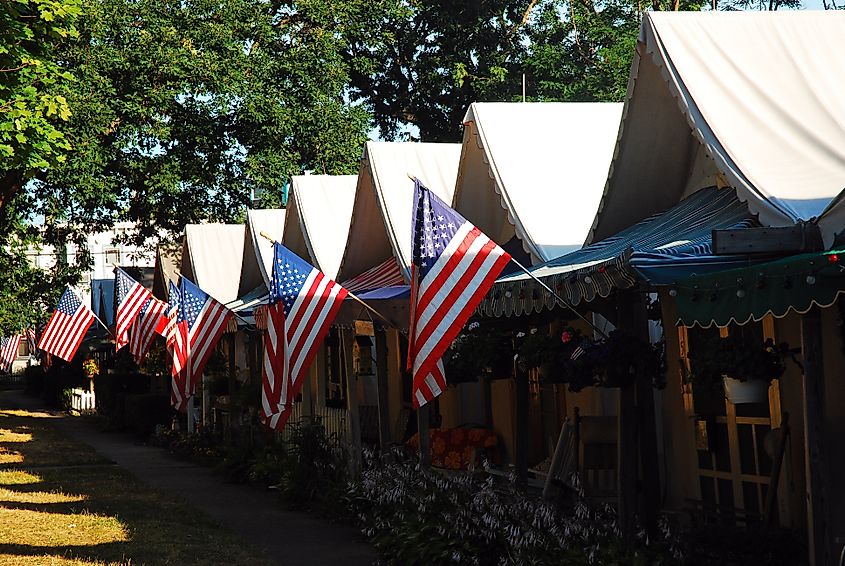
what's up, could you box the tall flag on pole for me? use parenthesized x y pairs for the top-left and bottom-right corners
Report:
(0, 335), (22, 373)
(166, 281), (186, 410)
(408, 179), (511, 408)
(129, 296), (169, 365)
(170, 277), (231, 412)
(25, 328), (37, 354)
(262, 243), (348, 430)
(38, 287), (96, 362)
(115, 268), (154, 351)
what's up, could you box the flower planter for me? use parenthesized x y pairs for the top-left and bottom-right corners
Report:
(722, 376), (769, 404)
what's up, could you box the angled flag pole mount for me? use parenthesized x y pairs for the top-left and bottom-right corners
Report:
(257, 231), (398, 330)
(405, 175), (609, 341)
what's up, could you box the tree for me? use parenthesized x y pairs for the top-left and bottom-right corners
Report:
(0, 0), (81, 215)
(346, 0), (541, 142)
(0, 0), (386, 333)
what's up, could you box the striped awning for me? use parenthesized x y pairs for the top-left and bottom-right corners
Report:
(479, 187), (758, 318)
(341, 257), (406, 293)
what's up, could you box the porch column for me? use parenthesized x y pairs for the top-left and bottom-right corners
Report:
(375, 324), (392, 449)
(342, 327), (362, 474)
(801, 306), (832, 566)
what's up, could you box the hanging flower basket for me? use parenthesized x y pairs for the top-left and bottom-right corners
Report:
(82, 359), (99, 380)
(723, 375), (770, 404)
(687, 336), (788, 404)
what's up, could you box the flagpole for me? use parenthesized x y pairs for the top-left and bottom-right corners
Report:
(403, 176), (610, 341)
(257, 231), (400, 330)
(506, 255), (611, 341)
(171, 270), (254, 329)
(65, 285), (112, 336)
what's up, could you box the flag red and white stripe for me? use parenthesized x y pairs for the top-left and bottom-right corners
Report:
(0, 335), (22, 372)
(341, 257), (405, 293)
(115, 268), (154, 351)
(408, 180), (511, 408)
(25, 328), (37, 353)
(38, 288), (96, 363)
(170, 277), (231, 412)
(262, 243), (348, 430)
(129, 297), (169, 365)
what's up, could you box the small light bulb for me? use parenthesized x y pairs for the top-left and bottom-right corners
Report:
(583, 275), (593, 284)
(504, 290), (512, 298)
(806, 274), (816, 285)
(736, 289), (746, 298)
(668, 288), (678, 297)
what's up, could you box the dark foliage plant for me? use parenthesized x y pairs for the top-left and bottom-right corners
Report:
(687, 335), (788, 389)
(346, 451), (683, 565)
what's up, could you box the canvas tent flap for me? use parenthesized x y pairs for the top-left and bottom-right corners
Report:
(481, 187), (756, 318)
(455, 102), (622, 263)
(590, 11), (845, 247)
(337, 141), (461, 283)
(284, 175), (357, 280)
(183, 224), (246, 304)
(675, 249), (845, 328)
(245, 209), (285, 292)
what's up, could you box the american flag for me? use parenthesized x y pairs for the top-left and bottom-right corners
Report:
(37, 287), (96, 362)
(25, 328), (37, 353)
(0, 335), (22, 373)
(166, 281), (186, 410)
(170, 277), (231, 412)
(115, 268), (154, 351)
(408, 179), (511, 408)
(262, 243), (348, 430)
(341, 257), (406, 293)
(129, 296), (169, 365)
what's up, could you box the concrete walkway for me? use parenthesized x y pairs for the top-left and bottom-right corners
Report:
(1, 391), (378, 566)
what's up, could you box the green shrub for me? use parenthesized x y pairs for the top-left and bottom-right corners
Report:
(123, 393), (171, 438)
(347, 454), (682, 565)
(23, 365), (45, 396)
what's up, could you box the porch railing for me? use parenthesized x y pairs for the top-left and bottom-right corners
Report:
(70, 388), (96, 413)
(281, 402), (349, 443)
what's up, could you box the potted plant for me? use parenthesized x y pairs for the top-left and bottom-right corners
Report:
(687, 335), (788, 404)
(445, 322), (511, 383)
(516, 328), (560, 377)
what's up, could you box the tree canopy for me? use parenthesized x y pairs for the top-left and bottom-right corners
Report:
(0, 0), (808, 333)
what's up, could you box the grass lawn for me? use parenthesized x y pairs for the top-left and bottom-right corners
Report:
(0, 406), (272, 565)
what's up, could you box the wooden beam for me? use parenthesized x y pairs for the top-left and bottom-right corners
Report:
(801, 306), (832, 566)
(617, 382), (637, 538)
(712, 225), (822, 255)
(418, 403), (431, 467)
(374, 325), (392, 449)
(514, 366), (530, 487)
(341, 328), (362, 475)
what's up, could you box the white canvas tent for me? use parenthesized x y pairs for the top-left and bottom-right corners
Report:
(181, 224), (248, 304)
(454, 102), (623, 264)
(283, 175), (357, 280)
(589, 11), (845, 248)
(336, 141), (462, 284)
(243, 209), (285, 294)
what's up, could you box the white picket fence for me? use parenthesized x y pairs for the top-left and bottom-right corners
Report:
(280, 402), (348, 442)
(70, 388), (96, 413)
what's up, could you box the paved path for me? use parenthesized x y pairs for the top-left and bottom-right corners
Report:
(1, 391), (378, 566)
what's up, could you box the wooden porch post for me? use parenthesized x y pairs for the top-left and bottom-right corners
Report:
(514, 366), (530, 487)
(418, 403), (431, 467)
(801, 306), (832, 566)
(342, 328), (362, 474)
(226, 333), (236, 439)
(374, 324), (392, 449)
(617, 383), (637, 537)
(616, 290), (660, 538)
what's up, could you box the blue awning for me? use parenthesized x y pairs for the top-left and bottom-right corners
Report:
(480, 187), (759, 318)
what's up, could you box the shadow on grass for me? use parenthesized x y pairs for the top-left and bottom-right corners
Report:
(0, 399), (272, 565)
